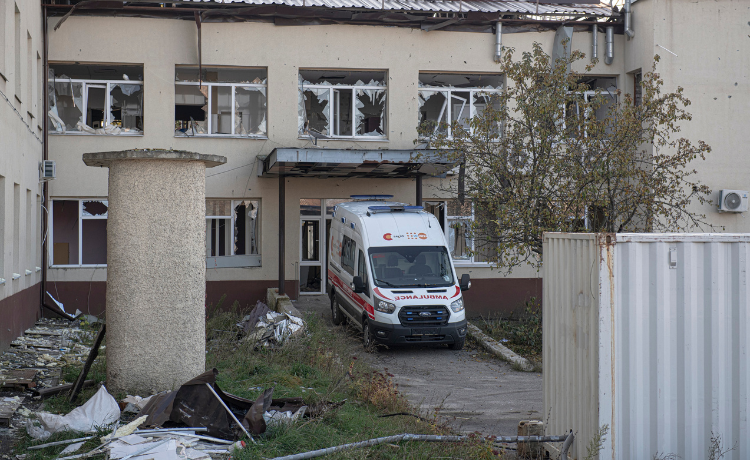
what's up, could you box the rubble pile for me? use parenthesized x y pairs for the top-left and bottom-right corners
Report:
(236, 301), (305, 348)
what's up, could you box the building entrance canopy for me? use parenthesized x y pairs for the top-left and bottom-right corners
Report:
(260, 148), (454, 178)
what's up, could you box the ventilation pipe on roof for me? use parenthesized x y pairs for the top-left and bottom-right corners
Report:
(591, 24), (598, 62)
(494, 21), (502, 63)
(624, 0), (635, 39)
(604, 26), (614, 65)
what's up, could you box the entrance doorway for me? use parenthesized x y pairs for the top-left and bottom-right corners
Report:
(299, 198), (347, 295)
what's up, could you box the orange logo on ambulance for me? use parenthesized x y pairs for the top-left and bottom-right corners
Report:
(418, 233), (428, 239)
(383, 233), (393, 240)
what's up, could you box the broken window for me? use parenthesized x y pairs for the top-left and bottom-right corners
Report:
(51, 199), (108, 266)
(48, 64), (143, 135)
(206, 199), (260, 259)
(445, 199), (493, 264)
(175, 66), (267, 137)
(566, 77), (618, 136)
(299, 70), (387, 139)
(418, 73), (502, 138)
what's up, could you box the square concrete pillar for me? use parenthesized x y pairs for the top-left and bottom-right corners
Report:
(83, 150), (226, 394)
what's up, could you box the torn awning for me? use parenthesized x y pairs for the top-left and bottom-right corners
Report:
(260, 148), (454, 178)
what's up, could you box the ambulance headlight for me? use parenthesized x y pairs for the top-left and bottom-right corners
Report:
(450, 298), (464, 313)
(376, 299), (396, 314)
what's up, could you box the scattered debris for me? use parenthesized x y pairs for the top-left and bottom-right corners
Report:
(69, 324), (106, 403)
(27, 385), (120, 439)
(0, 396), (24, 428)
(34, 380), (96, 399)
(238, 302), (305, 348)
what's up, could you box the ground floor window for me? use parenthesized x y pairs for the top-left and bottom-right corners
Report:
(205, 199), (261, 268)
(51, 199), (108, 266)
(423, 199), (494, 264)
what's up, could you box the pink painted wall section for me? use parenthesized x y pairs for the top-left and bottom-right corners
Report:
(0, 284), (42, 351)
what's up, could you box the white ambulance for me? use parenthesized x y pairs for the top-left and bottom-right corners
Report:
(327, 196), (470, 349)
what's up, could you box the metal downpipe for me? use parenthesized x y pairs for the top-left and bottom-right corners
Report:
(591, 24), (598, 62)
(624, 0), (635, 39)
(494, 21), (502, 63)
(604, 26), (614, 65)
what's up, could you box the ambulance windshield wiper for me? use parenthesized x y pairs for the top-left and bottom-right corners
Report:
(376, 279), (399, 287)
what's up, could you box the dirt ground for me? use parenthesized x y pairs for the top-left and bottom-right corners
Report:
(293, 295), (544, 437)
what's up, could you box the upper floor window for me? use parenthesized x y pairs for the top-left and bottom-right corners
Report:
(299, 70), (387, 140)
(565, 77), (617, 136)
(418, 73), (502, 138)
(48, 64), (144, 135)
(175, 66), (267, 138)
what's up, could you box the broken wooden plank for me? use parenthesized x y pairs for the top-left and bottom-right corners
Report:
(0, 396), (24, 428)
(69, 324), (105, 403)
(0, 369), (38, 390)
(34, 380), (96, 399)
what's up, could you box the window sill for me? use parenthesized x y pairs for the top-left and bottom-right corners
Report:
(175, 134), (268, 140)
(50, 264), (107, 268)
(297, 136), (388, 142)
(50, 132), (144, 136)
(206, 254), (262, 269)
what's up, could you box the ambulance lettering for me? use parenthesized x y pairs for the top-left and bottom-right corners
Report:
(393, 294), (449, 301)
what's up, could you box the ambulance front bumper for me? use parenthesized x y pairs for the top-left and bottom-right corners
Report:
(368, 319), (468, 345)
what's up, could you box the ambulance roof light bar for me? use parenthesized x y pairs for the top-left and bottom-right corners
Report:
(367, 205), (424, 214)
(350, 195), (393, 201)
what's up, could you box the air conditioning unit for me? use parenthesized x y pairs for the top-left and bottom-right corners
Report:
(39, 160), (56, 181)
(718, 189), (748, 212)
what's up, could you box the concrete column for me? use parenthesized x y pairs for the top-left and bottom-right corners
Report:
(83, 150), (226, 394)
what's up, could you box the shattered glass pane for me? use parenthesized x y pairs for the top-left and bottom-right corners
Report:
(49, 81), (83, 132)
(451, 91), (471, 131)
(302, 88), (330, 136)
(235, 86), (267, 136)
(110, 84), (143, 132)
(355, 89), (386, 136)
(332, 89), (353, 136)
(299, 70), (385, 86)
(447, 219), (471, 260)
(234, 200), (259, 255)
(419, 73), (503, 90)
(472, 92), (502, 136)
(418, 90), (449, 136)
(82, 200), (108, 217)
(210, 86), (232, 134)
(175, 85), (207, 135)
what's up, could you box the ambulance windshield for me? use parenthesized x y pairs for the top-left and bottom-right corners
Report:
(368, 246), (455, 288)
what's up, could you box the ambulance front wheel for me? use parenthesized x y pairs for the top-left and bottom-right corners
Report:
(331, 293), (344, 326)
(362, 319), (374, 349)
(448, 336), (465, 350)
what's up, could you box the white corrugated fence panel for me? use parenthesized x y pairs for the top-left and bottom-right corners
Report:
(544, 233), (750, 460)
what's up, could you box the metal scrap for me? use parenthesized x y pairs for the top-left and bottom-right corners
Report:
(238, 302), (305, 348)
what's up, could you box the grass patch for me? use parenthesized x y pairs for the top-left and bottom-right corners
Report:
(474, 298), (543, 363)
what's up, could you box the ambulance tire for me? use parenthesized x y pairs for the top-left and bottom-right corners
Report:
(448, 336), (465, 350)
(362, 318), (375, 350)
(331, 292), (344, 326)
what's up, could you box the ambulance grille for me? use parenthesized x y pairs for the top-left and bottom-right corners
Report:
(398, 305), (450, 327)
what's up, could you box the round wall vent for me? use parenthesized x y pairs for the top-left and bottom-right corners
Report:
(724, 192), (742, 210)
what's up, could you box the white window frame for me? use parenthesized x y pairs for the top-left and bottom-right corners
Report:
(49, 198), (108, 268)
(205, 199), (261, 269)
(48, 78), (144, 135)
(418, 86), (502, 139)
(442, 200), (493, 266)
(299, 80), (388, 141)
(175, 79), (267, 139)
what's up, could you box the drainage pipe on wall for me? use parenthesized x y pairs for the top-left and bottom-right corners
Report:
(604, 26), (614, 65)
(624, 0), (635, 39)
(591, 24), (598, 61)
(494, 21), (502, 63)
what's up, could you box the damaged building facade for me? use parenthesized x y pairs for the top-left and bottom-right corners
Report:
(0, 0), (45, 349)
(36, 0), (750, 320)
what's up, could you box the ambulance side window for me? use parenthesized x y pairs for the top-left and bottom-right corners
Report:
(357, 250), (369, 296)
(341, 236), (356, 275)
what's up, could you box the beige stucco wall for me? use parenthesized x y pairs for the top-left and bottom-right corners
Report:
(104, 157), (207, 393)
(0, 0), (44, 301)
(46, 16), (631, 285)
(628, 0), (750, 232)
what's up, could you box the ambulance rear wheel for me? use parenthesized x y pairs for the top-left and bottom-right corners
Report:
(448, 336), (465, 350)
(331, 293), (344, 326)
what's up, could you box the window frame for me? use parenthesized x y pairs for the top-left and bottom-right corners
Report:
(205, 199), (261, 268)
(418, 84), (503, 139)
(47, 77), (144, 136)
(299, 75), (388, 141)
(49, 198), (108, 268)
(174, 72), (268, 139)
(439, 200), (494, 266)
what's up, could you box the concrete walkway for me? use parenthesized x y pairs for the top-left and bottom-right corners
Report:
(293, 295), (544, 436)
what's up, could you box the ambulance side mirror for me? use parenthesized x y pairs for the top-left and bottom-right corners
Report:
(460, 274), (471, 291)
(352, 276), (366, 294)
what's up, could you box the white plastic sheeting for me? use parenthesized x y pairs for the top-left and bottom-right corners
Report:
(28, 386), (121, 439)
(543, 233), (750, 460)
